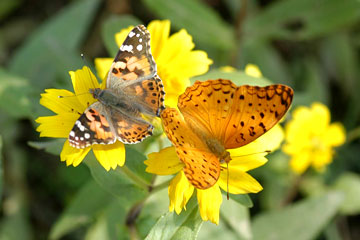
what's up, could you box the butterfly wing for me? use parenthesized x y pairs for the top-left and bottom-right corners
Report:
(108, 107), (154, 144)
(178, 79), (293, 149)
(161, 108), (220, 189)
(69, 102), (116, 148)
(107, 25), (156, 87)
(224, 84), (293, 148)
(123, 74), (165, 116)
(107, 25), (165, 117)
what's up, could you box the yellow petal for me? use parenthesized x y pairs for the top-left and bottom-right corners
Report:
(228, 154), (268, 172)
(322, 122), (346, 147)
(92, 141), (125, 171)
(245, 64), (262, 78)
(309, 102), (330, 135)
(312, 148), (333, 172)
(36, 113), (79, 138)
(218, 168), (263, 194)
(229, 124), (284, 158)
(60, 140), (91, 166)
(40, 89), (84, 115)
(145, 147), (184, 175)
(197, 185), (222, 225)
(115, 26), (135, 47)
(69, 66), (99, 108)
(94, 58), (113, 82)
(289, 150), (312, 174)
(173, 51), (213, 79)
(148, 20), (170, 59)
(168, 171), (194, 214)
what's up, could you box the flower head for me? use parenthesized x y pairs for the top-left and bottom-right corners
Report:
(283, 102), (346, 174)
(145, 124), (284, 224)
(36, 67), (125, 171)
(95, 20), (213, 108)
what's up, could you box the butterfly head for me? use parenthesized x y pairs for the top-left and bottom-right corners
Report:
(205, 138), (231, 164)
(89, 88), (102, 100)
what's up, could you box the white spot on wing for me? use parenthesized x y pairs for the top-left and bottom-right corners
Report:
(128, 31), (135, 38)
(137, 44), (143, 51)
(84, 133), (90, 139)
(121, 44), (133, 52)
(69, 131), (75, 137)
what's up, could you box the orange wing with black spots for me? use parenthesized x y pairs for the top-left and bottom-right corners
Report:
(163, 79), (293, 189)
(178, 79), (293, 149)
(161, 108), (221, 189)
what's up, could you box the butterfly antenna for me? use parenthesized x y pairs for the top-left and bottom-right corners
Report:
(81, 54), (97, 84)
(232, 150), (271, 158)
(58, 54), (96, 99)
(226, 161), (230, 200)
(58, 92), (90, 98)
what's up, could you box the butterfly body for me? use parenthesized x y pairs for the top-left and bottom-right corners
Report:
(161, 79), (293, 189)
(69, 25), (165, 149)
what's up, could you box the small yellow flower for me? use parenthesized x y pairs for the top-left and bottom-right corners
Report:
(36, 67), (125, 171)
(245, 64), (262, 78)
(283, 102), (346, 174)
(95, 20), (213, 108)
(145, 125), (284, 224)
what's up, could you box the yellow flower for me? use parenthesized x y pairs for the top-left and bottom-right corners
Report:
(145, 124), (284, 224)
(283, 102), (346, 174)
(244, 64), (262, 78)
(36, 67), (125, 171)
(95, 20), (213, 108)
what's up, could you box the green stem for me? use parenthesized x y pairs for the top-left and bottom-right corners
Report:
(151, 179), (171, 194)
(346, 126), (360, 143)
(120, 165), (149, 190)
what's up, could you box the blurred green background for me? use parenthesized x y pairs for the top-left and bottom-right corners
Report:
(0, 0), (360, 239)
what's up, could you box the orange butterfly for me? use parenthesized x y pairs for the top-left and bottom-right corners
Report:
(161, 79), (293, 189)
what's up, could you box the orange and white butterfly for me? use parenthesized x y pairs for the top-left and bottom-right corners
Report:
(69, 25), (165, 149)
(161, 79), (293, 189)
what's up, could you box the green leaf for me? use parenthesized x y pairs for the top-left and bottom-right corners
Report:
(0, 136), (2, 205)
(9, 0), (100, 90)
(28, 139), (64, 156)
(125, 147), (153, 184)
(142, 0), (235, 51)
(85, 150), (148, 202)
(220, 198), (252, 240)
(102, 15), (142, 57)
(252, 191), (344, 240)
(193, 69), (271, 86)
(84, 198), (131, 240)
(332, 172), (360, 215)
(244, 0), (360, 40)
(0, 68), (32, 118)
(136, 187), (171, 238)
(319, 33), (358, 97)
(238, 40), (292, 85)
(228, 194), (253, 208)
(49, 180), (115, 240)
(294, 57), (329, 105)
(145, 198), (202, 240)
(0, 0), (21, 20)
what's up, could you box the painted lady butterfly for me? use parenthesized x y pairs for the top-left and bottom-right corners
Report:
(69, 25), (165, 148)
